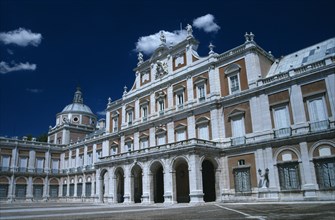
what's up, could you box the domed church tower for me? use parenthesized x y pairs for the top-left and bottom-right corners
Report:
(48, 87), (97, 144)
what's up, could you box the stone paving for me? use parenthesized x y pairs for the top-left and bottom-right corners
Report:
(0, 201), (334, 220)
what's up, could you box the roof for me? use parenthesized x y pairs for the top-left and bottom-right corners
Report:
(267, 38), (335, 77)
(61, 103), (94, 115)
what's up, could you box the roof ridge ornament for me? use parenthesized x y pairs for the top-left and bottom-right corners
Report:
(137, 52), (143, 66)
(208, 42), (215, 55)
(244, 32), (255, 43)
(186, 24), (193, 38)
(160, 31), (166, 45)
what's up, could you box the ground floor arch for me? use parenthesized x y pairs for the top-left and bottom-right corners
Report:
(33, 178), (44, 200)
(173, 158), (190, 203)
(99, 169), (108, 202)
(150, 161), (164, 203)
(115, 167), (124, 203)
(49, 178), (59, 198)
(0, 176), (9, 199)
(131, 164), (143, 203)
(15, 177), (27, 199)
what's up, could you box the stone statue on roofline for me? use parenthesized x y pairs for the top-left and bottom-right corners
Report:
(160, 31), (166, 44)
(186, 24), (193, 37)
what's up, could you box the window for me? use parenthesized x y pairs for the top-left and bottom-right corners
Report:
(176, 129), (186, 142)
(71, 156), (76, 168)
(142, 106), (148, 121)
(127, 111), (133, 125)
(52, 159), (59, 173)
(314, 158), (335, 189)
(158, 100), (165, 115)
(36, 158), (44, 173)
(273, 105), (291, 137)
(62, 184), (67, 197)
(87, 153), (93, 165)
(19, 157), (28, 172)
(96, 150), (102, 161)
(278, 162), (300, 190)
(110, 146), (117, 155)
(308, 97), (329, 131)
(231, 116), (245, 145)
(79, 155), (84, 167)
(198, 124), (209, 140)
(85, 183), (92, 197)
(64, 158), (69, 169)
(229, 74), (240, 94)
(234, 168), (251, 193)
(140, 138), (148, 149)
(238, 159), (245, 166)
(157, 134), (166, 145)
(176, 93), (184, 109)
(1, 155), (10, 171)
(198, 84), (206, 101)
(125, 142), (133, 152)
(113, 117), (118, 132)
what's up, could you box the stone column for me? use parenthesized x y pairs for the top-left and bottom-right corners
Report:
(163, 159), (173, 204)
(290, 85), (308, 134)
(188, 154), (204, 203)
(74, 175), (78, 197)
(26, 176), (33, 200)
(142, 165), (150, 203)
(325, 73), (335, 118)
(123, 165), (131, 203)
(299, 142), (317, 199)
(187, 114), (196, 139)
(108, 168), (114, 203)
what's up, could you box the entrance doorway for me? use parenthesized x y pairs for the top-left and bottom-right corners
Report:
(202, 160), (216, 202)
(151, 162), (164, 203)
(131, 165), (143, 203)
(115, 168), (124, 203)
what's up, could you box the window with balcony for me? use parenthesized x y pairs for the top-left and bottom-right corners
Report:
(19, 157), (28, 172)
(140, 138), (149, 149)
(176, 128), (186, 142)
(198, 84), (206, 102)
(52, 159), (59, 174)
(307, 96), (329, 131)
(158, 100), (165, 115)
(278, 162), (300, 190)
(231, 115), (245, 145)
(234, 168), (251, 193)
(96, 150), (102, 162)
(273, 105), (291, 138)
(1, 155), (10, 171)
(125, 141), (133, 152)
(36, 158), (44, 174)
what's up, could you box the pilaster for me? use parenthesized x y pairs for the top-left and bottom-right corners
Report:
(188, 154), (204, 203)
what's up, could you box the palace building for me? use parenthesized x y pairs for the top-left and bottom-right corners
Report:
(0, 28), (334, 203)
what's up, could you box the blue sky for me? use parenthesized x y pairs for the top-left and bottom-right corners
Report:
(0, 0), (334, 138)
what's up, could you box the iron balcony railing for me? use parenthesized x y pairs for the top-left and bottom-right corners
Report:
(310, 120), (330, 132)
(231, 136), (246, 146)
(274, 127), (292, 138)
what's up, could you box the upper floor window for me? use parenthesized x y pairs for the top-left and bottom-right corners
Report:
(113, 117), (118, 132)
(142, 105), (148, 121)
(175, 124), (187, 142)
(273, 105), (291, 137)
(177, 93), (184, 106)
(110, 143), (118, 155)
(127, 111), (133, 125)
(125, 141), (133, 152)
(51, 159), (59, 173)
(155, 90), (166, 116)
(1, 155), (11, 171)
(225, 63), (241, 95)
(194, 76), (208, 102)
(156, 128), (167, 146)
(36, 158), (44, 173)
(87, 152), (93, 165)
(196, 117), (210, 141)
(159, 100), (165, 114)
(140, 138), (149, 149)
(96, 150), (102, 162)
(307, 96), (329, 131)
(19, 157), (28, 172)
(231, 114), (246, 145)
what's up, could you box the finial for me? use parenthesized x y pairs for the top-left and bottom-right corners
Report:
(244, 32), (249, 42)
(123, 85), (128, 96)
(208, 42), (215, 55)
(160, 31), (166, 44)
(186, 24), (193, 37)
(137, 52), (143, 66)
(73, 87), (83, 104)
(249, 32), (255, 41)
(108, 97), (112, 104)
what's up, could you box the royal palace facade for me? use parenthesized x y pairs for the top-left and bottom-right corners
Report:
(1, 28), (335, 203)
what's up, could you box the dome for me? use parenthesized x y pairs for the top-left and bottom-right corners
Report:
(61, 103), (93, 114)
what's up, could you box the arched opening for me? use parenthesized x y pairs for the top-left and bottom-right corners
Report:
(115, 168), (124, 203)
(99, 169), (108, 202)
(131, 164), (143, 203)
(174, 159), (190, 203)
(202, 160), (216, 202)
(15, 177), (27, 199)
(62, 179), (67, 197)
(150, 162), (164, 203)
(33, 178), (45, 200)
(0, 177), (9, 199)
(49, 178), (59, 198)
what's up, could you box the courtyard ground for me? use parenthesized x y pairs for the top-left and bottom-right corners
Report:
(0, 201), (334, 220)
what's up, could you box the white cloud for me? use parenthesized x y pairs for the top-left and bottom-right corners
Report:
(97, 110), (106, 116)
(26, 88), (43, 93)
(135, 30), (187, 55)
(0, 61), (37, 74)
(0, 28), (42, 47)
(193, 14), (220, 33)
